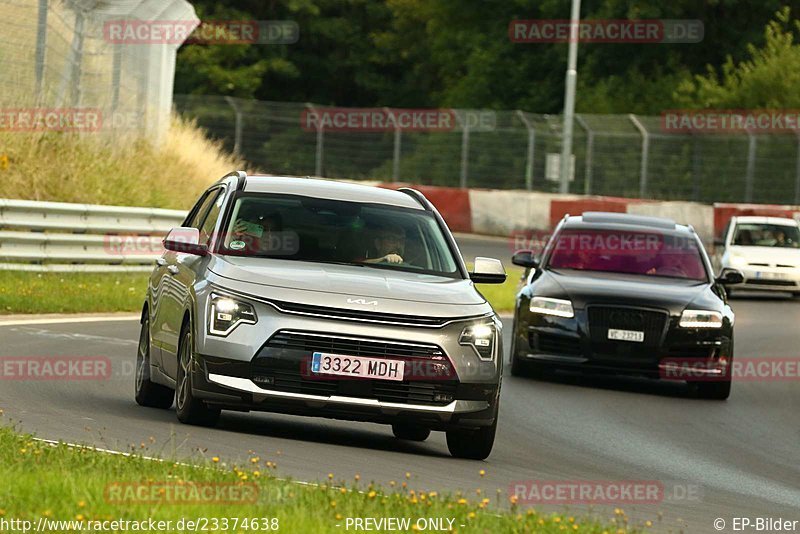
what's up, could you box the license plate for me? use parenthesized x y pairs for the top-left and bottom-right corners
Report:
(755, 271), (787, 280)
(607, 329), (644, 343)
(311, 352), (405, 381)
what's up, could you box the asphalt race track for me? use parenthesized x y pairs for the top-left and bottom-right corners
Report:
(1, 235), (798, 532)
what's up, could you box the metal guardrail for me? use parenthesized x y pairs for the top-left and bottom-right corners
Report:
(0, 199), (187, 272)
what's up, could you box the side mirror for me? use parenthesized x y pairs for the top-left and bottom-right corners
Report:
(511, 250), (539, 268)
(469, 257), (507, 284)
(163, 227), (208, 256)
(713, 237), (725, 247)
(716, 269), (744, 285)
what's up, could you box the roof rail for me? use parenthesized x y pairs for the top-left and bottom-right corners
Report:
(397, 187), (432, 211)
(230, 170), (247, 191)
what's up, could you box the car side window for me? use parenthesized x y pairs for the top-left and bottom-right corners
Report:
(185, 190), (218, 229)
(198, 190), (226, 246)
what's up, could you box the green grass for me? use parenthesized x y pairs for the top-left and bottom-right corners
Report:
(0, 425), (645, 533)
(0, 269), (520, 316)
(0, 272), (148, 315)
(476, 267), (522, 313)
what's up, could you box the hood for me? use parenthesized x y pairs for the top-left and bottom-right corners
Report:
(533, 269), (717, 314)
(729, 245), (800, 267)
(205, 255), (490, 316)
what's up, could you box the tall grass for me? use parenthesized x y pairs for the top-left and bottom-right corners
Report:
(0, 117), (245, 209)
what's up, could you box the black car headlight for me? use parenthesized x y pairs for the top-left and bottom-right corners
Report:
(460, 323), (497, 361)
(208, 293), (257, 336)
(679, 309), (722, 329)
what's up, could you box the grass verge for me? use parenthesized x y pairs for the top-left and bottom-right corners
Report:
(0, 272), (148, 315)
(0, 269), (521, 315)
(0, 425), (644, 533)
(0, 117), (243, 209)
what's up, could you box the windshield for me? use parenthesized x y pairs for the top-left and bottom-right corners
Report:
(218, 194), (460, 277)
(732, 223), (800, 248)
(546, 229), (707, 281)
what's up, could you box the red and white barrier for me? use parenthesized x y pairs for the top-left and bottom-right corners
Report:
(376, 182), (800, 245)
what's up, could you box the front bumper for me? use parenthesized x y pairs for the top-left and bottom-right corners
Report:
(190, 286), (502, 429)
(514, 307), (731, 379)
(723, 265), (800, 291)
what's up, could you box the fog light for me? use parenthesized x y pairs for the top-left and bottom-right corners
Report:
(433, 393), (454, 403)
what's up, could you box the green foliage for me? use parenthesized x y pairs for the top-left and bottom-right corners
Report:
(177, 0), (790, 114)
(676, 7), (800, 109)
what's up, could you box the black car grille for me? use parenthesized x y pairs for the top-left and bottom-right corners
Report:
(251, 331), (457, 406)
(586, 307), (667, 359)
(531, 332), (583, 356)
(265, 299), (469, 327)
(266, 331), (445, 359)
(744, 279), (796, 287)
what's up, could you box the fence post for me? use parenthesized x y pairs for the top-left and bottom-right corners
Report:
(385, 107), (401, 182)
(516, 110), (535, 190)
(794, 132), (800, 205)
(629, 114), (650, 197)
(56, 9), (85, 107)
(575, 114), (593, 195)
(744, 128), (756, 203)
(305, 103), (324, 177)
(225, 96), (243, 156)
(111, 45), (122, 113)
(691, 133), (701, 201)
(34, 0), (48, 102)
(459, 115), (470, 188)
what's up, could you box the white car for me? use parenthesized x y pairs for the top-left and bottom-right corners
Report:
(715, 216), (800, 295)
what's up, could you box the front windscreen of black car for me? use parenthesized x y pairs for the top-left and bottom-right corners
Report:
(215, 193), (461, 278)
(543, 227), (710, 282)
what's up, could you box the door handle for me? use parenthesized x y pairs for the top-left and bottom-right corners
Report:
(156, 258), (167, 266)
(167, 265), (179, 275)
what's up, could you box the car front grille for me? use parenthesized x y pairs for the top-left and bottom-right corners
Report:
(264, 299), (473, 327)
(266, 331), (445, 359)
(744, 279), (796, 287)
(251, 331), (458, 406)
(586, 306), (667, 359)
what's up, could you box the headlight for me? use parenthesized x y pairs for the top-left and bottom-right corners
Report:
(460, 323), (496, 361)
(529, 297), (574, 318)
(209, 294), (257, 336)
(728, 254), (746, 266)
(679, 309), (723, 328)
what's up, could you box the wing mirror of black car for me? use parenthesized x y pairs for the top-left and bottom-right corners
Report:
(511, 250), (539, 269)
(163, 227), (208, 256)
(716, 269), (744, 285)
(470, 257), (507, 284)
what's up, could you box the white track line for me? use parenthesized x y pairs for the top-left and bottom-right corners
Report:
(0, 314), (139, 327)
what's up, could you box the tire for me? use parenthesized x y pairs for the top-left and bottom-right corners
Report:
(134, 312), (174, 409)
(175, 323), (220, 427)
(694, 380), (732, 400)
(791, 292), (800, 298)
(508, 325), (529, 377)
(392, 423), (431, 441)
(446, 417), (498, 460)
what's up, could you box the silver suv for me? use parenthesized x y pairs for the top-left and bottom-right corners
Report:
(135, 172), (506, 459)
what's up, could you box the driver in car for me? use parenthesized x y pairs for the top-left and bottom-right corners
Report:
(362, 224), (406, 264)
